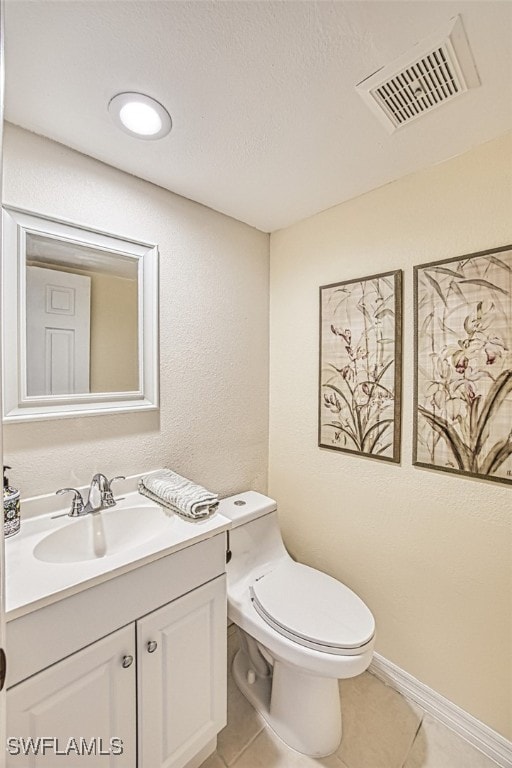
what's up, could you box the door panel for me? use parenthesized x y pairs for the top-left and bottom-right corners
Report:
(6, 625), (136, 767)
(26, 266), (91, 396)
(137, 576), (227, 768)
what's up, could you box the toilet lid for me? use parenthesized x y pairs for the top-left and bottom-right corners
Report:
(250, 560), (375, 653)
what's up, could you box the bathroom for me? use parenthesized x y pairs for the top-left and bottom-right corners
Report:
(0, 1), (511, 767)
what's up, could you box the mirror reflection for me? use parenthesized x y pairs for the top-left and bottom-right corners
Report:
(25, 233), (139, 396)
(2, 206), (159, 421)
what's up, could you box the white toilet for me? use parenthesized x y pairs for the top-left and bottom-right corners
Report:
(220, 491), (375, 757)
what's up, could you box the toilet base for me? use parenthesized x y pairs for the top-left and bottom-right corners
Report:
(232, 646), (342, 757)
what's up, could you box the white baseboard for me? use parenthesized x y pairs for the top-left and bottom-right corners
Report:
(369, 653), (512, 768)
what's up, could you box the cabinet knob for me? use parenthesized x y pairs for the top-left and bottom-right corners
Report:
(147, 640), (158, 654)
(121, 654), (134, 668)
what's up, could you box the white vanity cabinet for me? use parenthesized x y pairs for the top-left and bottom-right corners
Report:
(6, 533), (228, 768)
(138, 577), (226, 768)
(7, 625), (137, 766)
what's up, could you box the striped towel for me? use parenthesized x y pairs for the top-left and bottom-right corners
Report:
(138, 469), (219, 519)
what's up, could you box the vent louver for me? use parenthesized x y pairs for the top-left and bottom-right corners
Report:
(356, 16), (480, 132)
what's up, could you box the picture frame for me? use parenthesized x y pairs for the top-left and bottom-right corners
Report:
(319, 269), (402, 463)
(414, 244), (512, 486)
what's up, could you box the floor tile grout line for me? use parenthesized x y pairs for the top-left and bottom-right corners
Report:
(223, 719), (266, 767)
(400, 712), (425, 768)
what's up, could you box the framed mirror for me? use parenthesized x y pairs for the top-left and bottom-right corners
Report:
(2, 206), (159, 421)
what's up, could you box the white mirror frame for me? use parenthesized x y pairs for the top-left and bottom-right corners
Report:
(2, 206), (159, 422)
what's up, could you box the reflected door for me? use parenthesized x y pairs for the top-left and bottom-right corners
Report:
(26, 266), (91, 396)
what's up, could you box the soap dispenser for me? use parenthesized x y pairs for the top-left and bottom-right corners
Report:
(4, 466), (20, 538)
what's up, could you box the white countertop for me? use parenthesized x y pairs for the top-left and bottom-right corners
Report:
(5, 491), (231, 621)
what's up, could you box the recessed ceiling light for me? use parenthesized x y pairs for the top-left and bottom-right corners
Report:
(108, 92), (172, 140)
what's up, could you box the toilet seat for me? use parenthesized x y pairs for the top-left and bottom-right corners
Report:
(249, 560), (375, 655)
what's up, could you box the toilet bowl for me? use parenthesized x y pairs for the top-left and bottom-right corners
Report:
(220, 491), (375, 757)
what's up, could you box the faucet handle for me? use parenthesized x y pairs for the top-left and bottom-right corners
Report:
(103, 475), (126, 507)
(56, 487), (85, 517)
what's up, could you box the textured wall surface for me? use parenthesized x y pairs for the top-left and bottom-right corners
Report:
(3, 124), (270, 499)
(269, 132), (512, 738)
(6, 2), (512, 231)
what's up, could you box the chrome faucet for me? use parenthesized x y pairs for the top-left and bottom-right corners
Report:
(56, 474), (125, 517)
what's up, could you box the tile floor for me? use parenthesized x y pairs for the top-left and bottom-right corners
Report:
(201, 626), (501, 768)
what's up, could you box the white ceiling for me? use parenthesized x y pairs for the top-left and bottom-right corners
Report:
(4, 1), (512, 233)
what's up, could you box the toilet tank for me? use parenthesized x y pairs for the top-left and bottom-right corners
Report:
(219, 492), (288, 585)
(219, 491), (277, 527)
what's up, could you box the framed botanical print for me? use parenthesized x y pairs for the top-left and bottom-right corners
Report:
(414, 244), (512, 485)
(319, 270), (402, 462)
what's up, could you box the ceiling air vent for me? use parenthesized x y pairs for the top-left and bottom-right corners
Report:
(356, 16), (480, 132)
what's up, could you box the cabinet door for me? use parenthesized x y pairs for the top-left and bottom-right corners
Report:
(137, 575), (227, 768)
(7, 625), (136, 767)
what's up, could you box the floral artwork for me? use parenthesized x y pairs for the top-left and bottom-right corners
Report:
(319, 270), (402, 462)
(414, 245), (512, 485)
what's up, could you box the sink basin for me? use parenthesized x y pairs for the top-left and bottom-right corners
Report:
(33, 505), (172, 563)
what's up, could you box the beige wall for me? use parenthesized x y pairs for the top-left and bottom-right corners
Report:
(269, 132), (512, 738)
(89, 271), (138, 393)
(3, 123), (270, 500)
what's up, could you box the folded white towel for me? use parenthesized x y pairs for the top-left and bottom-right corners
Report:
(138, 469), (219, 519)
